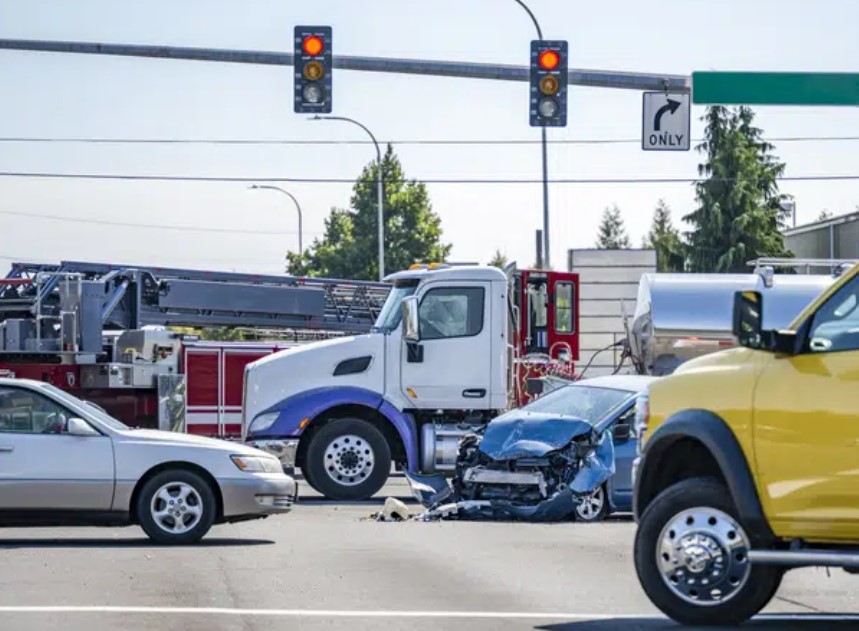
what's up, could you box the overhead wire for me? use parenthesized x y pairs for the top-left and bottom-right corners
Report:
(0, 171), (857, 185)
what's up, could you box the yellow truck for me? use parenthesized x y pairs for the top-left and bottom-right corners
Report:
(631, 261), (859, 626)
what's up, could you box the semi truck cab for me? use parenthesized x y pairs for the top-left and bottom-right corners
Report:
(242, 264), (514, 500)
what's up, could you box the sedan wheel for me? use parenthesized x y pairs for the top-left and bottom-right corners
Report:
(574, 485), (608, 522)
(137, 470), (216, 545)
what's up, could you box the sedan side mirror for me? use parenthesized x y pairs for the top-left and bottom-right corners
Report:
(66, 417), (98, 436)
(402, 296), (420, 342)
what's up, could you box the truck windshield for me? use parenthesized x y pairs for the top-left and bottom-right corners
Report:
(374, 281), (419, 332)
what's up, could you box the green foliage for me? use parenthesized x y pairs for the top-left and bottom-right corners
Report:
(684, 106), (793, 273)
(642, 199), (686, 272)
(286, 145), (451, 280)
(595, 204), (631, 249)
(169, 326), (245, 341)
(488, 249), (509, 269)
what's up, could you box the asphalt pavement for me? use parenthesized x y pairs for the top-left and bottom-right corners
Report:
(1, 476), (858, 631)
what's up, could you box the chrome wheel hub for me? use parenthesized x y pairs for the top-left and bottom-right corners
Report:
(323, 434), (374, 487)
(150, 482), (203, 535)
(656, 507), (751, 605)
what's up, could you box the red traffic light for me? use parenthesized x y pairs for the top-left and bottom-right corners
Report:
(538, 49), (560, 70)
(303, 35), (324, 56)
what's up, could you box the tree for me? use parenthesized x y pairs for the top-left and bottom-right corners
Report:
(642, 199), (686, 272)
(488, 249), (509, 269)
(684, 106), (793, 273)
(286, 145), (451, 280)
(595, 204), (631, 249)
(818, 209), (834, 221)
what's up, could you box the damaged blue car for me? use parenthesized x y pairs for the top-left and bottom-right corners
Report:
(405, 375), (658, 522)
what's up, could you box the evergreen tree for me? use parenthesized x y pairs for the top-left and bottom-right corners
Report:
(595, 204), (631, 249)
(286, 145), (451, 280)
(684, 106), (792, 272)
(643, 199), (686, 272)
(488, 249), (509, 269)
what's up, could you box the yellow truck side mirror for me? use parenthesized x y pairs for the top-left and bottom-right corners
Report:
(732, 290), (764, 349)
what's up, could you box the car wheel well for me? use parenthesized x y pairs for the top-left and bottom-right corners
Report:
(296, 404), (405, 468)
(639, 437), (725, 517)
(130, 462), (223, 524)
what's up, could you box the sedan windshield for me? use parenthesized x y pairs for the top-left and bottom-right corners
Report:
(522, 385), (634, 424)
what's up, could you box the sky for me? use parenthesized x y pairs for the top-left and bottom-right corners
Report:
(1, 0), (858, 277)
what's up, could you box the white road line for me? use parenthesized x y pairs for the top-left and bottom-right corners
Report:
(0, 607), (857, 621)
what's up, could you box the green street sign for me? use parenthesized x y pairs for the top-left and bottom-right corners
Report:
(692, 71), (859, 106)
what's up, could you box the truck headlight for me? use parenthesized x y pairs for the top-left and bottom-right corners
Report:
(248, 412), (280, 434)
(231, 455), (282, 473)
(634, 392), (650, 455)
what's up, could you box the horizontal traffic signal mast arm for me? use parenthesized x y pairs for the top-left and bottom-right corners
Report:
(0, 38), (690, 92)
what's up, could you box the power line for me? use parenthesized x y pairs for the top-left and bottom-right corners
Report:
(0, 209), (315, 236)
(1, 135), (858, 146)
(1, 171), (858, 185)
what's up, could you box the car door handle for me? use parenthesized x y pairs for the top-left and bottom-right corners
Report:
(462, 389), (486, 398)
(0, 445), (13, 453)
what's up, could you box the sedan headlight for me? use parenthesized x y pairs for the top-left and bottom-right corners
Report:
(248, 411), (280, 434)
(231, 455), (283, 473)
(634, 392), (650, 455)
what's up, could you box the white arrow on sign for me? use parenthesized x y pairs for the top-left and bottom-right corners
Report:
(642, 92), (690, 151)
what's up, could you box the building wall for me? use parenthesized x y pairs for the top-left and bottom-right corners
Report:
(785, 213), (859, 260)
(567, 248), (657, 377)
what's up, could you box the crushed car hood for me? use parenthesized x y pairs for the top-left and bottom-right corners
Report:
(478, 411), (595, 460)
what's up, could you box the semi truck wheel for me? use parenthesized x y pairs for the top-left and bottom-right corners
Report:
(304, 418), (391, 501)
(634, 477), (782, 626)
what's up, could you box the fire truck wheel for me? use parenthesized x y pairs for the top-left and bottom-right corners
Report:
(304, 418), (391, 501)
(136, 469), (217, 545)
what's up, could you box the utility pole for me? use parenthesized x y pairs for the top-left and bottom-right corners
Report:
(513, 0), (551, 269)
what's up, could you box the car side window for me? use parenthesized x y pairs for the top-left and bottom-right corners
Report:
(419, 287), (485, 340)
(806, 274), (859, 354)
(0, 387), (72, 434)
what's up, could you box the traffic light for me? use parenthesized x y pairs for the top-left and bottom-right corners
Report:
(530, 40), (567, 127)
(294, 26), (332, 113)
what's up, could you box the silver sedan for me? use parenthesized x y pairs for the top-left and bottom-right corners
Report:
(0, 378), (297, 544)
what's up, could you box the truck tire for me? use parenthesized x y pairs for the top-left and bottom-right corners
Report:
(304, 417), (391, 501)
(634, 477), (782, 626)
(136, 469), (217, 545)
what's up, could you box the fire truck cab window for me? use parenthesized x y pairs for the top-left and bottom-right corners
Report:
(527, 280), (548, 353)
(555, 282), (575, 334)
(419, 287), (484, 340)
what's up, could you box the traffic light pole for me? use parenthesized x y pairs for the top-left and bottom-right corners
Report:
(512, 0), (551, 270)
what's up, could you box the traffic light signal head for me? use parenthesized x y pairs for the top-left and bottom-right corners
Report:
(530, 40), (567, 127)
(295, 26), (332, 113)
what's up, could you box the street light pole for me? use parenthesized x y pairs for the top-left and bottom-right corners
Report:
(513, 0), (551, 269)
(311, 115), (385, 281)
(248, 184), (303, 253)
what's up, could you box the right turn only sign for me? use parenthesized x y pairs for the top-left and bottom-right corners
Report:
(642, 92), (690, 151)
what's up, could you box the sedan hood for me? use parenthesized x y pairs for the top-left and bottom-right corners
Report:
(117, 429), (267, 457)
(478, 411), (595, 460)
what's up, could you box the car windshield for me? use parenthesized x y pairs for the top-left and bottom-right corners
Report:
(36, 383), (130, 430)
(373, 280), (419, 332)
(521, 385), (634, 424)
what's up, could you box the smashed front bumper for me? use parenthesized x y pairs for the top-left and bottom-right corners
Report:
(246, 438), (299, 473)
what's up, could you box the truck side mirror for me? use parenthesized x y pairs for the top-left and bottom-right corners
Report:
(732, 290), (763, 349)
(402, 296), (420, 342)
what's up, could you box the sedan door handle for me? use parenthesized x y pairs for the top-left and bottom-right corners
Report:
(0, 445), (14, 453)
(462, 389), (486, 398)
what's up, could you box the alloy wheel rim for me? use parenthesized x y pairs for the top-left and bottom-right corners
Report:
(576, 487), (605, 520)
(150, 482), (204, 535)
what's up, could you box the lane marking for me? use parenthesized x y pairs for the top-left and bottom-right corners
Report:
(0, 607), (857, 621)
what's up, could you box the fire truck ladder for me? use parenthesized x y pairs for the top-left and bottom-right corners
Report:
(0, 260), (391, 346)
